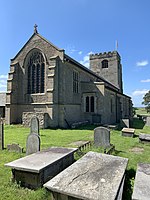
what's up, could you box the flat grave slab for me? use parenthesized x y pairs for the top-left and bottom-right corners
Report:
(132, 163), (150, 200)
(5, 147), (77, 189)
(139, 133), (150, 144)
(122, 128), (135, 137)
(44, 151), (128, 200)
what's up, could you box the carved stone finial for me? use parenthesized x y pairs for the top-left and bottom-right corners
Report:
(34, 24), (38, 34)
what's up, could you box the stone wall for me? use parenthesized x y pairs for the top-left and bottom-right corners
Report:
(22, 112), (50, 128)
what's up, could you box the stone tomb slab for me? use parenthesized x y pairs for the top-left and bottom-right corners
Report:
(139, 133), (150, 144)
(5, 147), (77, 189)
(44, 151), (128, 200)
(132, 163), (150, 200)
(122, 128), (135, 137)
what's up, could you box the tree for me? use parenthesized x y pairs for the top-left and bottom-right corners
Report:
(142, 90), (150, 113)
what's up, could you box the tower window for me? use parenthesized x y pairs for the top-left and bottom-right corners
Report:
(27, 51), (45, 94)
(102, 59), (108, 68)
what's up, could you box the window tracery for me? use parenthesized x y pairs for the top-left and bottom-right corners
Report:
(27, 51), (45, 94)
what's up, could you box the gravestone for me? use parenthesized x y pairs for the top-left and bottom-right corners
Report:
(146, 116), (150, 127)
(30, 116), (39, 135)
(0, 118), (4, 150)
(26, 116), (40, 155)
(132, 163), (150, 200)
(94, 126), (110, 147)
(7, 143), (23, 153)
(44, 152), (128, 200)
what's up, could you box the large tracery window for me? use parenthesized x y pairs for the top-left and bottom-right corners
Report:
(27, 51), (45, 94)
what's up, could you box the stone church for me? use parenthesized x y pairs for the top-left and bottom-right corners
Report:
(5, 26), (132, 128)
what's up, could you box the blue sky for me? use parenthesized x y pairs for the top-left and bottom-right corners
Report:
(0, 0), (150, 107)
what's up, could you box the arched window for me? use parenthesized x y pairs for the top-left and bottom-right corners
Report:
(91, 96), (94, 112)
(27, 51), (45, 94)
(86, 96), (90, 112)
(85, 95), (95, 113)
(102, 59), (108, 68)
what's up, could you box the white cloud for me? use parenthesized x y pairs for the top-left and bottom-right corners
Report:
(80, 51), (94, 68)
(0, 75), (7, 91)
(132, 89), (149, 96)
(0, 83), (7, 88)
(141, 79), (150, 83)
(78, 51), (82, 55)
(0, 74), (8, 79)
(0, 80), (7, 84)
(136, 60), (148, 67)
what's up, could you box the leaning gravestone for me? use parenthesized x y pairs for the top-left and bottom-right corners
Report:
(26, 116), (40, 155)
(0, 118), (4, 150)
(7, 143), (23, 153)
(94, 126), (110, 147)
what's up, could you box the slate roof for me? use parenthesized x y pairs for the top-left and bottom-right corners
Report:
(0, 93), (6, 106)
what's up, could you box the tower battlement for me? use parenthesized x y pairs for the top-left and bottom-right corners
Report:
(90, 51), (120, 60)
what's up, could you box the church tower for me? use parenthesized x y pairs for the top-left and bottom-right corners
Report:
(89, 51), (123, 93)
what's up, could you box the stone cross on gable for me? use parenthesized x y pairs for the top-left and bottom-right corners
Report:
(34, 24), (38, 34)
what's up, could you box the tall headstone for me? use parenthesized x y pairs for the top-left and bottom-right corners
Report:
(94, 126), (110, 147)
(0, 118), (4, 150)
(26, 116), (40, 155)
(30, 116), (39, 135)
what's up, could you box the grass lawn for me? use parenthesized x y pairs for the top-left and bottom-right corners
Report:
(0, 119), (150, 200)
(135, 107), (150, 116)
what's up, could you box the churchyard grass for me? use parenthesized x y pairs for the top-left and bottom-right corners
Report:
(135, 107), (150, 116)
(0, 119), (150, 200)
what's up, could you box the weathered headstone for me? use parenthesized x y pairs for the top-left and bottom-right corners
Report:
(146, 116), (150, 127)
(26, 133), (40, 155)
(0, 118), (4, 150)
(7, 143), (23, 153)
(132, 163), (150, 200)
(26, 116), (40, 155)
(44, 152), (128, 200)
(94, 126), (110, 147)
(30, 116), (39, 135)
